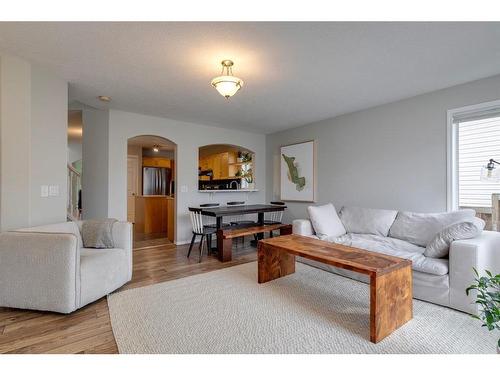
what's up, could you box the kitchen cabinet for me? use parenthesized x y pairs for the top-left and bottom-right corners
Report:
(143, 157), (171, 168)
(134, 196), (174, 242)
(199, 151), (238, 179)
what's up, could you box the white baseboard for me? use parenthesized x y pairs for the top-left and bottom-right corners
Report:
(175, 240), (192, 245)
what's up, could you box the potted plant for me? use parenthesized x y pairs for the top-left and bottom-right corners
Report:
(237, 168), (254, 189)
(241, 152), (252, 163)
(466, 268), (500, 353)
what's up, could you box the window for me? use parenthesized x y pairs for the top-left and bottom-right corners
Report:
(457, 115), (500, 208)
(448, 100), (500, 230)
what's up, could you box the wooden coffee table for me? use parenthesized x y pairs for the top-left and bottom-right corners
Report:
(257, 234), (413, 343)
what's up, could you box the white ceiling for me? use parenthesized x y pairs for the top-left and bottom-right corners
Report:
(1, 22), (500, 134)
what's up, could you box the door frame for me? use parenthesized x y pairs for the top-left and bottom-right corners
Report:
(127, 154), (140, 223)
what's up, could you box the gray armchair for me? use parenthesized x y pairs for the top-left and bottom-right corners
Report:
(0, 221), (132, 313)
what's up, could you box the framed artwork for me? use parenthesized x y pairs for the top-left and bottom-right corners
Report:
(280, 140), (316, 202)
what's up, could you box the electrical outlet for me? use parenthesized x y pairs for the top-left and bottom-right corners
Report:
(40, 185), (49, 197)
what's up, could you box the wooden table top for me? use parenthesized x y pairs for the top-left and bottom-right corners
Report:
(259, 234), (411, 277)
(188, 204), (286, 217)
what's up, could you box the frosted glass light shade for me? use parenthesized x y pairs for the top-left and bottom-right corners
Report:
(211, 75), (243, 98)
(480, 165), (500, 182)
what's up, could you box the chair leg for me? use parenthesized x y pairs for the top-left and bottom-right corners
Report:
(187, 233), (196, 258)
(269, 230), (274, 238)
(199, 235), (204, 263)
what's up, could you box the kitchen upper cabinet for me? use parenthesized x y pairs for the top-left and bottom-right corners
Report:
(199, 151), (238, 179)
(143, 157), (171, 168)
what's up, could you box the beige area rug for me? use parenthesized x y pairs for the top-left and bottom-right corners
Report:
(107, 262), (497, 354)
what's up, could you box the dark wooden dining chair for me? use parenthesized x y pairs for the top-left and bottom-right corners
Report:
(199, 203), (229, 252)
(226, 201), (256, 246)
(265, 201), (286, 237)
(188, 210), (216, 262)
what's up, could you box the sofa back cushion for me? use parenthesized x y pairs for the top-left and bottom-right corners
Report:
(424, 217), (485, 258)
(339, 206), (398, 236)
(388, 209), (476, 247)
(307, 203), (346, 238)
(15, 221), (84, 249)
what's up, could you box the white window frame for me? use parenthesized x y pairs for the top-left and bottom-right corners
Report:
(447, 99), (500, 211)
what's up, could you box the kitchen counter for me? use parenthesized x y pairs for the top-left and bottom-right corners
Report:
(136, 195), (174, 199)
(198, 189), (259, 193)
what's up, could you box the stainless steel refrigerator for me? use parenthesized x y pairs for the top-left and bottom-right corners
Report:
(143, 167), (172, 195)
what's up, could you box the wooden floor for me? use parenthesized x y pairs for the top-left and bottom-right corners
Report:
(0, 238), (257, 354)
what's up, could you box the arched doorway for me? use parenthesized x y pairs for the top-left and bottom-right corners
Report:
(127, 135), (177, 248)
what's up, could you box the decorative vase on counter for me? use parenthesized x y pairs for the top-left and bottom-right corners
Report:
(247, 182), (255, 190)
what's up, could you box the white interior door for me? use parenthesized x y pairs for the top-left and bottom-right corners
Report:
(127, 156), (139, 223)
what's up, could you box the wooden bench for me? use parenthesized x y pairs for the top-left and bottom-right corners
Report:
(217, 223), (292, 262)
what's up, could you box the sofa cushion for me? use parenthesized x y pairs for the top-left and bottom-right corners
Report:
(339, 206), (398, 236)
(16, 221), (84, 249)
(424, 217), (485, 258)
(388, 209), (476, 247)
(80, 248), (129, 306)
(325, 233), (449, 276)
(307, 203), (346, 238)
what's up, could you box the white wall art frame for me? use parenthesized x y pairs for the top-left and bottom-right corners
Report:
(280, 140), (316, 202)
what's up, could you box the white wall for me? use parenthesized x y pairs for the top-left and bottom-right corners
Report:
(107, 110), (266, 244)
(0, 55), (31, 230)
(0, 54), (67, 230)
(82, 107), (109, 219)
(68, 140), (82, 164)
(30, 64), (68, 226)
(266, 74), (500, 223)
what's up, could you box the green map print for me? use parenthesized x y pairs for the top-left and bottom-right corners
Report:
(282, 154), (306, 191)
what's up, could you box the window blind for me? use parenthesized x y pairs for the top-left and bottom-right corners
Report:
(458, 115), (500, 208)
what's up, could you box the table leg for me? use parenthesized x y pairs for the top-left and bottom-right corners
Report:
(216, 217), (232, 262)
(369, 264), (413, 343)
(258, 242), (295, 283)
(256, 212), (265, 241)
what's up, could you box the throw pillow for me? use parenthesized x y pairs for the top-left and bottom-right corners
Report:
(81, 219), (117, 248)
(339, 206), (398, 236)
(388, 209), (476, 247)
(307, 203), (346, 238)
(424, 217), (485, 258)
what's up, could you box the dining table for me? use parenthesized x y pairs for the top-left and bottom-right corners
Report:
(188, 204), (287, 261)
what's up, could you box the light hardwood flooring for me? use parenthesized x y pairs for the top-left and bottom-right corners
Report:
(0, 239), (257, 354)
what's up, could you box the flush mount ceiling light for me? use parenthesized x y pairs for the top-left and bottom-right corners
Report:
(98, 95), (111, 102)
(152, 145), (160, 153)
(211, 60), (244, 99)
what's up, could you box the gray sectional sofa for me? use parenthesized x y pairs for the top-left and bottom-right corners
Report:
(293, 204), (500, 314)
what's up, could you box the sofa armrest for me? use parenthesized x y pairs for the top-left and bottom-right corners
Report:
(449, 230), (500, 314)
(112, 221), (133, 280)
(293, 219), (315, 236)
(0, 232), (80, 313)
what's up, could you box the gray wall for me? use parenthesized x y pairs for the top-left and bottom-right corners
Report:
(82, 107), (109, 219)
(0, 54), (67, 230)
(267, 74), (500, 223)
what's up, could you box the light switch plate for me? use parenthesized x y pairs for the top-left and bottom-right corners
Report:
(41, 185), (49, 197)
(181, 185), (188, 193)
(49, 185), (59, 197)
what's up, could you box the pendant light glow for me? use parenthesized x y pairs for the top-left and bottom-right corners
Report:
(211, 60), (243, 99)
